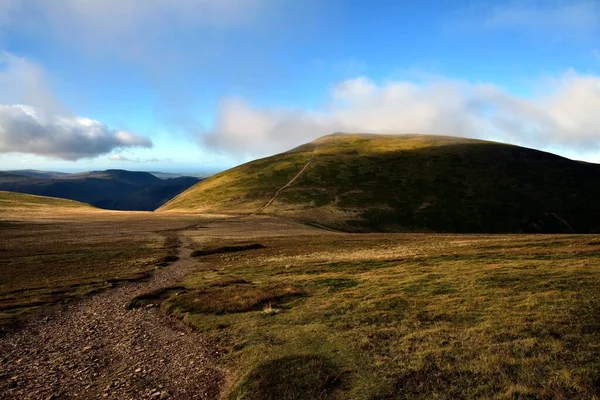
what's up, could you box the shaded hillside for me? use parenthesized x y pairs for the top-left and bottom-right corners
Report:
(160, 133), (600, 233)
(0, 170), (200, 211)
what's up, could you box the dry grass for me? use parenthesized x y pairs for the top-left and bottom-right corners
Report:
(4, 203), (600, 398)
(162, 225), (600, 399)
(0, 197), (203, 331)
(166, 283), (304, 315)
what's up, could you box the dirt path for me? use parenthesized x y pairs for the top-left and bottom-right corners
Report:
(0, 233), (223, 400)
(253, 156), (314, 215)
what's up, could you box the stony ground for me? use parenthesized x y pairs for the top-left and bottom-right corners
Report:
(0, 233), (223, 400)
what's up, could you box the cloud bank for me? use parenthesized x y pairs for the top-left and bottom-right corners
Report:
(204, 71), (600, 157)
(0, 53), (152, 160)
(0, 0), (320, 145)
(108, 154), (167, 163)
(0, 105), (152, 160)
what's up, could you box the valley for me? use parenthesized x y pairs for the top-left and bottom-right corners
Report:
(0, 170), (201, 211)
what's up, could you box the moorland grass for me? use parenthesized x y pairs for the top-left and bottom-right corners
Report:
(5, 197), (600, 398)
(158, 232), (600, 399)
(0, 204), (197, 331)
(165, 283), (304, 315)
(232, 355), (341, 400)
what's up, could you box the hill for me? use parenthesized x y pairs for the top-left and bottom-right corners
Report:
(0, 170), (200, 211)
(160, 133), (600, 233)
(0, 191), (99, 214)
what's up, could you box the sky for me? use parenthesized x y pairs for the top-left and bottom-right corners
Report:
(1, 0), (600, 174)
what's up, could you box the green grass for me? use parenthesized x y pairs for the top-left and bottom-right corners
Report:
(151, 232), (600, 399)
(159, 133), (600, 233)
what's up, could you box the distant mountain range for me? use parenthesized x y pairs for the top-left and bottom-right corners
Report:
(0, 169), (202, 211)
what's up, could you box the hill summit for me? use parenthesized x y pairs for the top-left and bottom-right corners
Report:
(160, 133), (600, 233)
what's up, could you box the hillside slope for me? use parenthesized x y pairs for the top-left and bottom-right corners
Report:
(0, 191), (99, 215)
(0, 170), (200, 211)
(160, 133), (600, 233)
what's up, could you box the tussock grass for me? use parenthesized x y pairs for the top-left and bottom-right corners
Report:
(231, 355), (341, 400)
(127, 286), (186, 309)
(166, 231), (600, 399)
(211, 277), (252, 287)
(166, 283), (304, 316)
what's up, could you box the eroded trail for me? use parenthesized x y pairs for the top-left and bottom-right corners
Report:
(253, 156), (314, 215)
(0, 233), (222, 400)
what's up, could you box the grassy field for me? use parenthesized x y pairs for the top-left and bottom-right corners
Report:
(160, 134), (600, 233)
(0, 192), (199, 331)
(3, 192), (600, 398)
(144, 221), (600, 399)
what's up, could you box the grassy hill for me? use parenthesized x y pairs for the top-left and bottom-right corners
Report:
(0, 191), (98, 212)
(160, 133), (600, 233)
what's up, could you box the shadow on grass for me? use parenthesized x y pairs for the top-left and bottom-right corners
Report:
(191, 243), (266, 257)
(231, 355), (341, 400)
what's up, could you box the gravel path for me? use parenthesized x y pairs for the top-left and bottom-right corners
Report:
(0, 233), (223, 399)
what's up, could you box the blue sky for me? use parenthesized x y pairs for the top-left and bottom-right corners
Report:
(1, 0), (600, 173)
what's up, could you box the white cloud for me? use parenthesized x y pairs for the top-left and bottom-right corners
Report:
(0, 1), (325, 142)
(108, 154), (128, 162)
(0, 51), (153, 160)
(0, 105), (152, 160)
(203, 71), (600, 157)
(0, 52), (152, 160)
(109, 154), (168, 163)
